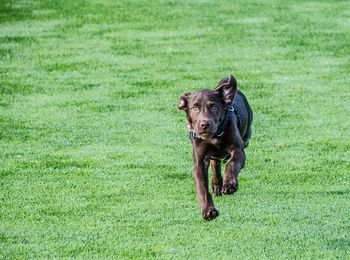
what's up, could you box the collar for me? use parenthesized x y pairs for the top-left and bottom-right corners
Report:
(188, 105), (235, 140)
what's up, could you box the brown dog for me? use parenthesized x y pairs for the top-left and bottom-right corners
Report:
(178, 75), (253, 220)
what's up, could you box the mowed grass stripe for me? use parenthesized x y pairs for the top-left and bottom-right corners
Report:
(0, 0), (349, 258)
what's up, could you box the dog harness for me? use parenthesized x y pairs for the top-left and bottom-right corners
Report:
(187, 105), (241, 163)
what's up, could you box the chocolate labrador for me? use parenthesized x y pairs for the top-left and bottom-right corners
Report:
(178, 74), (253, 220)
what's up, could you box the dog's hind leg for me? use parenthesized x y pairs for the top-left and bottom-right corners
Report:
(210, 159), (223, 196)
(222, 148), (246, 195)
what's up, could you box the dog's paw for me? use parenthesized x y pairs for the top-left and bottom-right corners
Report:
(212, 186), (222, 197)
(222, 182), (238, 195)
(202, 207), (219, 221)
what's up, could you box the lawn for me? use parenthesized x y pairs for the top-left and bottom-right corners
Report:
(0, 0), (349, 258)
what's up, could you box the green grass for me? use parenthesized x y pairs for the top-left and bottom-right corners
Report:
(1, 0), (349, 258)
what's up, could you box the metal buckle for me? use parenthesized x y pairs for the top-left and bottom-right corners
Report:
(189, 130), (199, 139)
(216, 131), (224, 137)
(227, 105), (234, 112)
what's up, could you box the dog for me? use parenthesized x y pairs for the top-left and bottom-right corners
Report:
(178, 74), (253, 220)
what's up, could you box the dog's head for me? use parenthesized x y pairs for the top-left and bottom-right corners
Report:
(178, 74), (237, 140)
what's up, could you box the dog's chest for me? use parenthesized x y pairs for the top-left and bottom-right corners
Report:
(207, 138), (229, 155)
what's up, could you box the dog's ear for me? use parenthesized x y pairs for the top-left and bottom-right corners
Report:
(215, 74), (237, 105)
(178, 92), (191, 110)
(217, 77), (229, 86)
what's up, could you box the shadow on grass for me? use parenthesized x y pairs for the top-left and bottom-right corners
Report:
(324, 190), (350, 195)
(326, 238), (350, 250)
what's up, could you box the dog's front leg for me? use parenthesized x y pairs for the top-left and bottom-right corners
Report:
(192, 149), (219, 220)
(210, 159), (223, 197)
(222, 148), (246, 195)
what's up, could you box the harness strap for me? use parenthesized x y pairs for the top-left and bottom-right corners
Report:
(210, 154), (231, 164)
(212, 105), (234, 138)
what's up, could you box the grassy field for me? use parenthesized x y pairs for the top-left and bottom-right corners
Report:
(1, 0), (349, 258)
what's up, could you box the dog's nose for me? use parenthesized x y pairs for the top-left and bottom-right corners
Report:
(200, 121), (211, 129)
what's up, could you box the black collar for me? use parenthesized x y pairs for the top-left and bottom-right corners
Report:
(188, 105), (235, 140)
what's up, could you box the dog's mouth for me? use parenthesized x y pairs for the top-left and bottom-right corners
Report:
(198, 132), (214, 139)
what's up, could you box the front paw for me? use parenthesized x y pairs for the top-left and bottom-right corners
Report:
(202, 207), (219, 221)
(222, 182), (238, 195)
(212, 185), (222, 196)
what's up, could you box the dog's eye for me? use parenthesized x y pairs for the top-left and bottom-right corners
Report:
(210, 104), (217, 111)
(192, 106), (199, 112)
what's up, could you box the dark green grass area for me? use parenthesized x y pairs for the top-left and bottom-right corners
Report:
(1, 0), (349, 258)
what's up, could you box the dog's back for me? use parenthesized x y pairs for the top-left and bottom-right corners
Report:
(234, 90), (253, 148)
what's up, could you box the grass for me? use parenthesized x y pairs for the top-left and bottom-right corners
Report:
(0, 0), (349, 258)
